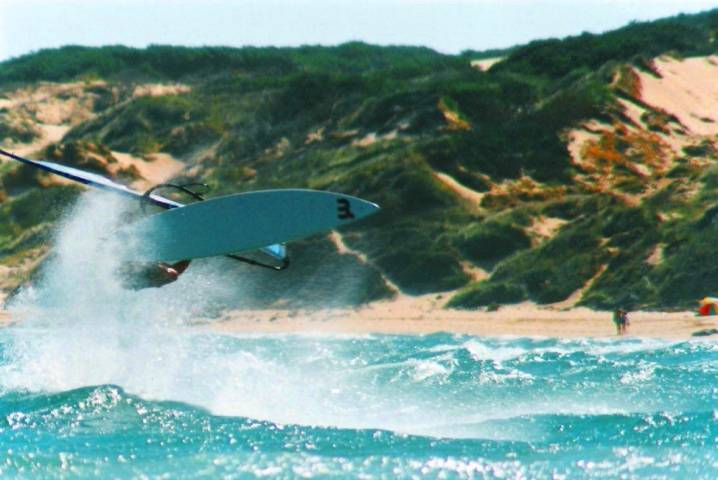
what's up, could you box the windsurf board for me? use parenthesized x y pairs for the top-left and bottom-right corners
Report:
(118, 189), (379, 262)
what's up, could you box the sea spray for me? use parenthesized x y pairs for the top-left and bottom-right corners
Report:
(1, 191), (235, 395)
(4, 193), (718, 477)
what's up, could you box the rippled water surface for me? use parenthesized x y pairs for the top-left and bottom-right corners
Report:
(2, 332), (718, 479)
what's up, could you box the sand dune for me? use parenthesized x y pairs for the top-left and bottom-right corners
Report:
(433, 171), (485, 205)
(637, 55), (718, 136)
(0, 82), (187, 190)
(470, 57), (504, 71)
(110, 151), (184, 190)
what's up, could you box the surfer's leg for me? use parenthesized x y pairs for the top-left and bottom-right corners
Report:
(168, 260), (191, 275)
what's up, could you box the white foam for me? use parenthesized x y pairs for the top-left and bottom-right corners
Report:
(463, 339), (528, 363)
(1, 191), (235, 394)
(408, 357), (454, 382)
(619, 362), (656, 385)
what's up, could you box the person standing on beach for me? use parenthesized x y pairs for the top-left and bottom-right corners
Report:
(613, 309), (623, 335)
(620, 309), (630, 335)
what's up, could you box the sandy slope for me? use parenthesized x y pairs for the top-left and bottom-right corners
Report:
(110, 151), (185, 190)
(567, 55), (718, 200)
(637, 55), (718, 136)
(470, 57), (504, 71)
(433, 172), (485, 204)
(1, 81), (188, 188)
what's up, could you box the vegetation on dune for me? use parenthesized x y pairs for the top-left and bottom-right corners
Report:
(496, 10), (718, 79)
(2, 7), (718, 308)
(0, 120), (39, 144)
(0, 185), (79, 258)
(451, 216), (532, 266)
(65, 94), (216, 155)
(0, 43), (461, 84)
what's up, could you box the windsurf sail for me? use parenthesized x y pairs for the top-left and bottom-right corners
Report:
(0, 147), (287, 264)
(0, 148), (183, 208)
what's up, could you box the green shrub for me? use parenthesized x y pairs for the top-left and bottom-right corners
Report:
(4, 185), (78, 230)
(683, 142), (714, 157)
(453, 220), (531, 263)
(376, 250), (469, 294)
(0, 121), (38, 143)
(487, 223), (608, 304)
(448, 281), (527, 308)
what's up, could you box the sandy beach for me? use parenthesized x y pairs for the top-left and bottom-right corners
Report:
(1, 292), (713, 339)
(196, 294), (715, 339)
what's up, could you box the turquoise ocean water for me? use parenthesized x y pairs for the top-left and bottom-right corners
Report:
(2, 332), (718, 479)
(1, 194), (718, 479)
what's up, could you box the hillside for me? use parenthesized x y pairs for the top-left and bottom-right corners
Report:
(2, 8), (718, 310)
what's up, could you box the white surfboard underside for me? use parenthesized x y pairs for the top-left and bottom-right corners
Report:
(119, 189), (379, 262)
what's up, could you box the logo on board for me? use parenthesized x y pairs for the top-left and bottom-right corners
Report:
(337, 198), (355, 220)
